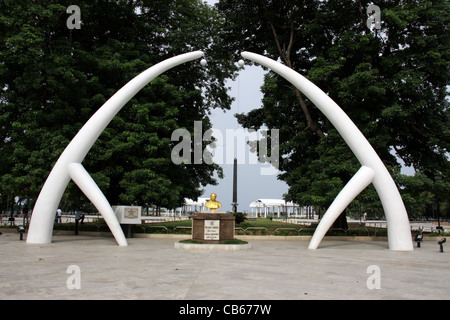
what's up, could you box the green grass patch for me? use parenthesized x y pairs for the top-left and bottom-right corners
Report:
(428, 231), (450, 237)
(47, 218), (392, 237)
(152, 220), (192, 228)
(179, 239), (203, 244)
(221, 239), (248, 244)
(179, 239), (248, 245)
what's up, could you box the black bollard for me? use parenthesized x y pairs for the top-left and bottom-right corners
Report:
(415, 234), (423, 248)
(438, 238), (446, 253)
(17, 226), (25, 240)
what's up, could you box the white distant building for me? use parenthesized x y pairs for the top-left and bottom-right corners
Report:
(183, 198), (209, 213)
(152, 198), (214, 217)
(249, 199), (315, 218)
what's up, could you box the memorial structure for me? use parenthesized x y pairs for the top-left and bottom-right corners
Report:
(191, 193), (235, 243)
(26, 50), (413, 251)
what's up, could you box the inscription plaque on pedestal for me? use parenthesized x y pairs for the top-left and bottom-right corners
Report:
(204, 220), (220, 240)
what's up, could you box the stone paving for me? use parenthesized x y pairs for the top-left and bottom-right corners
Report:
(0, 231), (448, 300)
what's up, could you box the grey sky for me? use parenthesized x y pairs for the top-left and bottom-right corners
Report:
(202, 65), (289, 212)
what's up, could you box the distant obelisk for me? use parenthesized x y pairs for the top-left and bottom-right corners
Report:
(232, 157), (238, 213)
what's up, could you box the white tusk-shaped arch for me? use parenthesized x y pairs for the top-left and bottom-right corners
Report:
(308, 166), (375, 250)
(241, 51), (413, 251)
(27, 51), (204, 246)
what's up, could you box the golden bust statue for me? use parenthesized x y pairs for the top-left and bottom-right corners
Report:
(205, 193), (222, 211)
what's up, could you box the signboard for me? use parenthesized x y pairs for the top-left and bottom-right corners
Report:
(113, 206), (142, 224)
(124, 207), (139, 220)
(204, 220), (220, 240)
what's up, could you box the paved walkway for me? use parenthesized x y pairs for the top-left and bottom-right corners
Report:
(0, 232), (448, 300)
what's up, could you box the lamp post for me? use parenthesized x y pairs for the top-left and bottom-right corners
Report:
(231, 157), (238, 214)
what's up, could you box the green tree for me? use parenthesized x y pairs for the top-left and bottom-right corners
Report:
(398, 170), (450, 219)
(0, 0), (237, 212)
(219, 0), (449, 224)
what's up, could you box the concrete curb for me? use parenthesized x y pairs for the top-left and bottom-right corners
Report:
(174, 241), (252, 251)
(1, 228), (444, 242)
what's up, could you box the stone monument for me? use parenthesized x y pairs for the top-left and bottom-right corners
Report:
(192, 193), (235, 243)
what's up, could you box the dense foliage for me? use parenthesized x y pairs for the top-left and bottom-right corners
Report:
(218, 0), (449, 219)
(0, 0), (448, 221)
(0, 0), (237, 212)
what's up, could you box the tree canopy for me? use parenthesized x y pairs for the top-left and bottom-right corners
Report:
(0, 0), (448, 220)
(218, 0), (449, 218)
(0, 0), (237, 212)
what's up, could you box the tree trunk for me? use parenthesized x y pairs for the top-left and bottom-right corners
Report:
(268, 16), (324, 139)
(332, 210), (349, 231)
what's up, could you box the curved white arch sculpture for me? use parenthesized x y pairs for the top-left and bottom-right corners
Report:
(27, 49), (412, 251)
(241, 51), (413, 251)
(27, 51), (204, 246)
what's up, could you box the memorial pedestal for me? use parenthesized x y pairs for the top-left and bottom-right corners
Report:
(192, 211), (235, 243)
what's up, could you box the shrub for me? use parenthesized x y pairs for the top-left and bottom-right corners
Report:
(233, 212), (246, 224)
